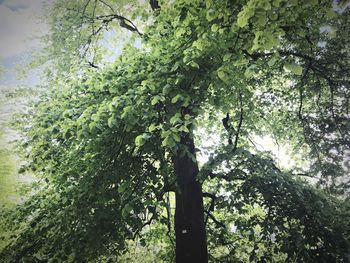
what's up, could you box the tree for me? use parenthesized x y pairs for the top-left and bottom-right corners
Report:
(1, 0), (349, 262)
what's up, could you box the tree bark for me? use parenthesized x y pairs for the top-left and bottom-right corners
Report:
(173, 133), (208, 263)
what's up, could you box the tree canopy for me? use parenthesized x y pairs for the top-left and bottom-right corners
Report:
(1, 0), (349, 262)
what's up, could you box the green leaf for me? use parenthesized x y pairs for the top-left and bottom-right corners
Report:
(244, 65), (257, 79)
(182, 97), (191, 107)
(267, 55), (279, 67)
(107, 116), (115, 128)
(89, 122), (96, 131)
(192, 40), (204, 51)
(170, 113), (181, 125)
(62, 110), (71, 118)
(206, 9), (216, 22)
(179, 125), (189, 132)
(189, 61), (200, 69)
(122, 203), (133, 217)
(223, 54), (232, 62)
(259, 0), (271, 10)
(162, 84), (171, 94)
(151, 95), (160, 105)
(211, 24), (219, 32)
(162, 134), (175, 148)
(121, 105), (133, 119)
(326, 9), (337, 18)
(135, 135), (145, 147)
(217, 68), (230, 83)
(175, 28), (186, 38)
(118, 182), (129, 193)
(237, 8), (253, 28)
(108, 102), (114, 112)
(171, 94), (182, 104)
(148, 123), (157, 132)
(284, 63), (303, 75)
(172, 132), (181, 143)
(309, 0), (318, 5)
(272, 0), (281, 7)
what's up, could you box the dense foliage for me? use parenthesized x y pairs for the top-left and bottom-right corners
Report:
(1, 0), (349, 262)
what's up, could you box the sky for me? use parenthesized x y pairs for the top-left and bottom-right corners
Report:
(0, 0), (49, 87)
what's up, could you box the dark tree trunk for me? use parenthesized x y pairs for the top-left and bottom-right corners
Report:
(173, 133), (208, 263)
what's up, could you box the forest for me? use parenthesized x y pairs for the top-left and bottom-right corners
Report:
(0, 0), (349, 262)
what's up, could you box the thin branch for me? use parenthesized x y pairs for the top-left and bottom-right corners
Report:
(233, 88), (244, 151)
(205, 211), (226, 229)
(208, 171), (246, 181)
(291, 172), (321, 180)
(203, 192), (216, 226)
(203, 192), (217, 199)
(88, 61), (99, 68)
(132, 212), (157, 240)
(77, 0), (92, 46)
(96, 14), (143, 36)
(298, 63), (310, 120)
(163, 182), (176, 193)
(98, 0), (114, 12)
(242, 49), (336, 82)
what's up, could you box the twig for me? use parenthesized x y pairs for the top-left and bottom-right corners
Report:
(205, 211), (226, 229)
(98, 0), (114, 12)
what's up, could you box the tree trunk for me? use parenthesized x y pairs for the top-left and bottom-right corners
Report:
(173, 133), (208, 263)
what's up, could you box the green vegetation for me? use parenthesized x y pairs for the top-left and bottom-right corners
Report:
(0, 133), (17, 250)
(0, 95), (19, 249)
(0, 137), (17, 207)
(1, 0), (349, 262)
(0, 89), (22, 208)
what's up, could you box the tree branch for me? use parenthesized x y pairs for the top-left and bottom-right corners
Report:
(88, 61), (99, 68)
(298, 62), (311, 120)
(205, 211), (226, 229)
(203, 192), (217, 225)
(98, 0), (114, 12)
(149, 0), (160, 10)
(233, 88), (244, 151)
(132, 212), (157, 240)
(96, 14), (143, 36)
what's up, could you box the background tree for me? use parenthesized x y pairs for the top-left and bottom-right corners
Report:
(1, 0), (349, 262)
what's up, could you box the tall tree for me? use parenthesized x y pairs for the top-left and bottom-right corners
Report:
(1, 0), (349, 262)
